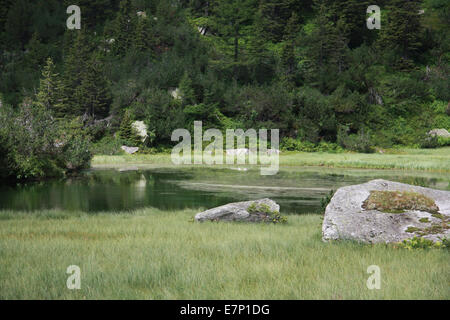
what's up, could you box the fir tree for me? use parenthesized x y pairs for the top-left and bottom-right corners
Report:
(377, 0), (423, 58)
(280, 12), (300, 82)
(258, 0), (298, 42)
(73, 55), (112, 118)
(306, 2), (349, 72)
(24, 32), (47, 69)
(36, 57), (67, 117)
(133, 13), (155, 52)
(119, 109), (140, 146)
(112, 0), (136, 57)
(179, 72), (196, 106)
(62, 29), (93, 116)
(212, 0), (256, 62)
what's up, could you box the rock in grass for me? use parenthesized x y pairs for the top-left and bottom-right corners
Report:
(428, 128), (450, 138)
(121, 146), (139, 154)
(195, 198), (282, 223)
(322, 179), (450, 243)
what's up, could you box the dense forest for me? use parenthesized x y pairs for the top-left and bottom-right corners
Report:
(0, 0), (449, 180)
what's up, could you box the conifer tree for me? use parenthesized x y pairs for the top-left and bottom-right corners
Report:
(280, 12), (300, 82)
(73, 55), (112, 118)
(36, 57), (67, 117)
(112, 0), (136, 56)
(179, 72), (196, 106)
(119, 109), (140, 146)
(305, 2), (348, 72)
(258, 0), (296, 42)
(25, 33), (47, 69)
(212, 0), (256, 62)
(133, 13), (155, 53)
(62, 29), (93, 116)
(377, 0), (423, 58)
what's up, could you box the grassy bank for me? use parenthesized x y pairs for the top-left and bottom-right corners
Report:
(0, 208), (448, 299)
(92, 147), (450, 172)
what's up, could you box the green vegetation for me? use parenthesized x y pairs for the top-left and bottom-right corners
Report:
(406, 219), (450, 237)
(247, 202), (287, 224)
(0, 208), (448, 299)
(1, 0), (449, 181)
(91, 147), (450, 172)
(397, 236), (448, 250)
(362, 191), (440, 213)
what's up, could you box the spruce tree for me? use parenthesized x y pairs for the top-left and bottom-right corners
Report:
(62, 29), (93, 116)
(73, 55), (112, 118)
(258, 0), (297, 42)
(306, 2), (348, 72)
(112, 0), (136, 57)
(212, 0), (256, 62)
(24, 33), (47, 69)
(179, 72), (196, 106)
(119, 109), (140, 146)
(280, 12), (300, 82)
(377, 0), (423, 58)
(36, 57), (67, 117)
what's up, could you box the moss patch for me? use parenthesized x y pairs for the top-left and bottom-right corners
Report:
(247, 203), (287, 224)
(406, 226), (421, 233)
(362, 191), (439, 214)
(431, 213), (444, 220)
(419, 217), (430, 223)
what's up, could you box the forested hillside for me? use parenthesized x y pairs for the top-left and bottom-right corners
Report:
(0, 0), (449, 180)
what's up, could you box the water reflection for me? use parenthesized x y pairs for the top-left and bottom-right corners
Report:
(0, 166), (448, 214)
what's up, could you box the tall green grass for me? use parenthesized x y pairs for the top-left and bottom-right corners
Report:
(0, 208), (448, 299)
(92, 147), (450, 172)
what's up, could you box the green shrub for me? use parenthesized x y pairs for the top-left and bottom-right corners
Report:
(337, 126), (374, 153)
(397, 237), (448, 250)
(58, 119), (92, 171)
(420, 135), (450, 148)
(0, 101), (92, 181)
(91, 135), (124, 155)
(320, 190), (335, 213)
(281, 138), (343, 153)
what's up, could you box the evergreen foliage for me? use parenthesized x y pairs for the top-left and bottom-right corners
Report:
(0, 0), (449, 180)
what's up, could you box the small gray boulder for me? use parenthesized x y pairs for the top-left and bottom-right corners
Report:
(121, 146), (139, 154)
(195, 198), (280, 222)
(428, 128), (450, 138)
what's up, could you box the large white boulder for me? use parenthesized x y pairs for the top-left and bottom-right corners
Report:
(322, 179), (450, 243)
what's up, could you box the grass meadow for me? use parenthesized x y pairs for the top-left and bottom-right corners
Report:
(92, 147), (450, 172)
(0, 208), (448, 300)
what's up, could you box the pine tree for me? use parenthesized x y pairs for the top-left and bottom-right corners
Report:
(280, 12), (300, 82)
(248, 9), (276, 84)
(62, 29), (93, 116)
(36, 57), (67, 117)
(24, 32), (47, 69)
(258, 0), (297, 42)
(133, 13), (155, 53)
(306, 2), (349, 72)
(112, 0), (136, 57)
(377, 0), (423, 58)
(179, 72), (196, 106)
(73, 55), (112, 118)
(119, 109), (140, 146)
(212, 0), (256, 62)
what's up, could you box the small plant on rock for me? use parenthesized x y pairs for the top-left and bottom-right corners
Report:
(247, 203), (287, 224)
